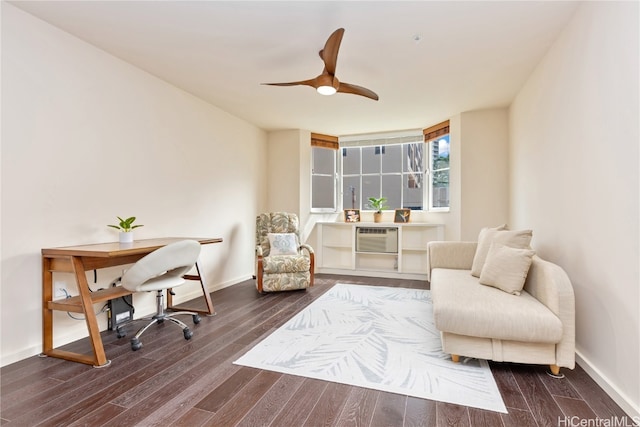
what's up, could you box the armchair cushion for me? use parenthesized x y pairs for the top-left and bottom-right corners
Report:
(263, 255), (311, 274)
(479, 243), (535, 295)
(268, 233), (299, 255)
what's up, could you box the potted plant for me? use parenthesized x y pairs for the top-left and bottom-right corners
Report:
(367, 197), (388, 223)
(108, 216), (143, 243)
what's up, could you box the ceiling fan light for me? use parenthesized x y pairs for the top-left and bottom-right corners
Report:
(317, 85), (337, 96)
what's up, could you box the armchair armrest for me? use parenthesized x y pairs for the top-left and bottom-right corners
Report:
(426, 241), (477, 281)
(299, 244), (315, 287)
(255, 245), (264, 293)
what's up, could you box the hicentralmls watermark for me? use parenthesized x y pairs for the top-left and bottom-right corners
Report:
(557, 416), (640, 427)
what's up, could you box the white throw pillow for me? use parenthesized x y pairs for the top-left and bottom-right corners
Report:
(268, 233), (299, 255)
(471, 226), (532, 277)
(479, 243), (535, 295)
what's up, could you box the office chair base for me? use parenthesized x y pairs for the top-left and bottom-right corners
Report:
(127, 312), (199, 351)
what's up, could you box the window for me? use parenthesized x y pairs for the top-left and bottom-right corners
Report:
(311, 133), (339, 212)
(423, 120), (450, 210)
(429, 135), (450, 209)
(311, 124), (450, 212)
(342, 139), (425, 210)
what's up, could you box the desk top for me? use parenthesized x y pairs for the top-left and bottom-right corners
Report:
(42, 237), (222, 258)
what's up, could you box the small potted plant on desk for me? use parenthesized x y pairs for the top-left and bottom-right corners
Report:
(108, 216), (144, 243)
(367, 197), (388, 223)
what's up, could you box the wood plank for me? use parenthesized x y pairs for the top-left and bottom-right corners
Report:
(554, 395), (598, 420)
(436, 402), (470, 427)
(194, 367), (262, 412)
(500, 408), (537, 427)
(204, 370), (282, 426)
(270, 378), (328, 425)
(333, 386), (379, 427)
(468, 407), (504, 427)
(67, 403), (127, 426)
(172, 408), (215, 427)
(303, 382), (352, 427)
(490, 363), (529, 411)
(370, 392), (406, 427)
(235, 374), (306, 427)
(404, 395), (437, 427)
(511, 364), (565, 427)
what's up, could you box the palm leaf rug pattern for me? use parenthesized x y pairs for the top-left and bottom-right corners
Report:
(234, 284), (507, 413)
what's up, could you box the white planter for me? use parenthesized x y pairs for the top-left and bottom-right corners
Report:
(119, 232), (134, 244)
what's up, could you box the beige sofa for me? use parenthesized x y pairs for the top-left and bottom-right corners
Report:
(427, 241), (575, 376)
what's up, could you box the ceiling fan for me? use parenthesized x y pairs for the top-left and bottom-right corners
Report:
(263, 28), (379, 101)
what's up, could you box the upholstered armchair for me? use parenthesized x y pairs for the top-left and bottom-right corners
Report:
(255, 212), (315, 293)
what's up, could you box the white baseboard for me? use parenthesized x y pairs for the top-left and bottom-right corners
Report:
(576, 350), (640, 420)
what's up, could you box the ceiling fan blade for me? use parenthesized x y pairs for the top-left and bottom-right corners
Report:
(319, 28), (344, 76)
(262, 78), (319, 88)
(337, 82), (379, 101)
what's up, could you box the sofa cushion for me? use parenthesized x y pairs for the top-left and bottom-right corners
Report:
(479, 243), (535, 295)
(431, 268), (563, 343)
(471, 227), (533, 277)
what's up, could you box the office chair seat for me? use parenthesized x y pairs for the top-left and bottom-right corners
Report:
(119, 240), (202, 351)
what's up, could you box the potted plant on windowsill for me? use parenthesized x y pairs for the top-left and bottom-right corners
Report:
(367, 197), (388, 223)
(108, 216), (144, 243)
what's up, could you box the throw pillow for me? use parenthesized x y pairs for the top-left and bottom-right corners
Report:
(268, 233), (299, 255)
(471, 226), (532, 277)
(479, 243), (535, 295)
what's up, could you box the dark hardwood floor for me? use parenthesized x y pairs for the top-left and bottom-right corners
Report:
(1, 274), (631, 426)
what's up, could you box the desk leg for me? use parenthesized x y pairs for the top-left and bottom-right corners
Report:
(42, 257), (54, 355)
(167, 262), (215, 316)
(72, 257), (110, 367)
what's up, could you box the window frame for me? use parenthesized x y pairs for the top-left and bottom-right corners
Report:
(310, 127), (450, 213)
(310, 133), (340, 213)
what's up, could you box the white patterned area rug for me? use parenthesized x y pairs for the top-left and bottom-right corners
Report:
(234, 283), (507, 413)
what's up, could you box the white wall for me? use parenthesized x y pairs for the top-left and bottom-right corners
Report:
(0, 4), (267, 366)
(509, 1), (639, 416)
(460, 109), (509, 240)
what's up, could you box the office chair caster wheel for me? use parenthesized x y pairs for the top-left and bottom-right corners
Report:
(192, 314), (201, 324)
(131, 338), (143, 351)
(183, 328), (193, 340)
(116, 327), (126, 339)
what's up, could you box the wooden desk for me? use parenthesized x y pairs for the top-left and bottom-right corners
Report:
(42, 237), (222, 367)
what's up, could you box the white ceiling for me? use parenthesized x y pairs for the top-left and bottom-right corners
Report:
(10, 1), (579, 137)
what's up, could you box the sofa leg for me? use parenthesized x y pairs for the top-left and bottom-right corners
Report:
(548, 364), (565, 379)
(451, 354), (460, 363)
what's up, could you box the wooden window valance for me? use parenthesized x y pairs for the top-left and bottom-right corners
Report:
(311, 133), (339, 150)
(423, 120), (450, 143)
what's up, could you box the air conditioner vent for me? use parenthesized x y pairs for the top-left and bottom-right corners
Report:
(356, 227), (398, 253)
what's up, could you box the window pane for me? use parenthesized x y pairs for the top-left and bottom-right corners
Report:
(342, 147), (360, 175)
(362, 175), (380, 207)
(431, 136), (450, 171)
(313, 147), (335, 175)
(342, 176), (361, 210)
(431, 170), (449, 208)
(312, 175), (335, 209)
(362, 146), (381, 174)
(382, 144), (402, 173)
(382, 175), (401, 208)
(404, 143), (424, 173)
(403, 173), (424, 209)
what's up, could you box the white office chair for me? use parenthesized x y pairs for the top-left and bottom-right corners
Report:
(119, 240), (202, 351)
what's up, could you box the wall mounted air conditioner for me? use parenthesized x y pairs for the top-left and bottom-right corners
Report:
(356, 227), (398, 253)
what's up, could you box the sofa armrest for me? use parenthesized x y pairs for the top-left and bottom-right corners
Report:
(525, 256), (576, 369)
(426, 241), (477, 281)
